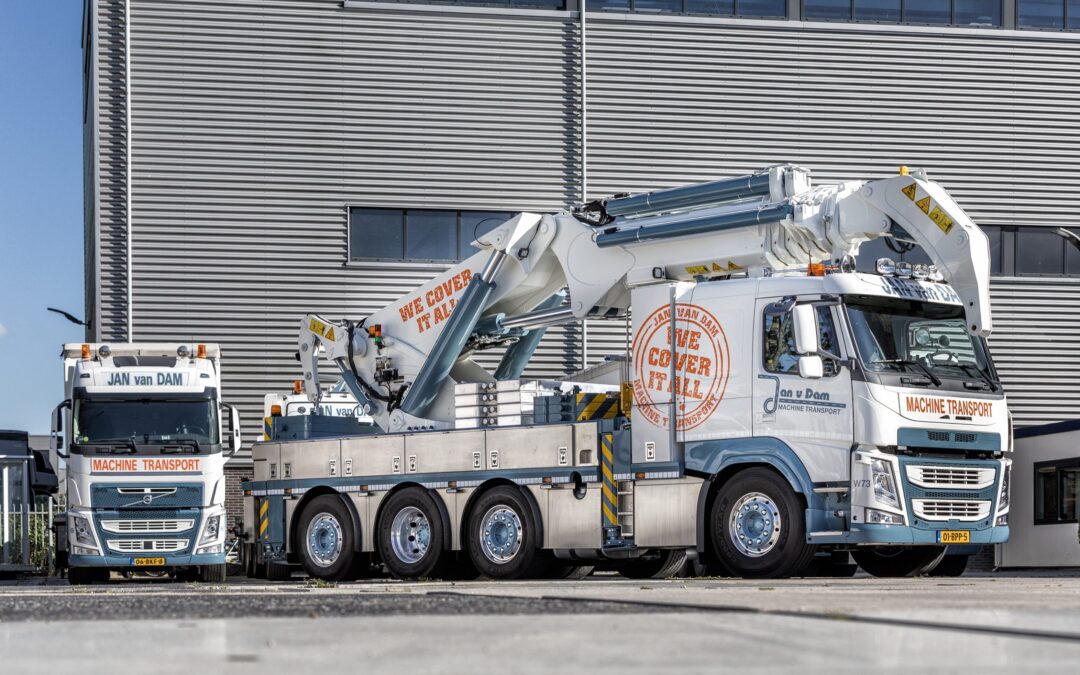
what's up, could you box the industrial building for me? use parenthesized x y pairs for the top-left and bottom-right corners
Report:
(82, 0), (1080, 514)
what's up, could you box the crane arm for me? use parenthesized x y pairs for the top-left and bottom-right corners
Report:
(297, 165), (991, 431)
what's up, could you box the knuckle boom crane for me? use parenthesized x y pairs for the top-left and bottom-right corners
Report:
(249, 165), (1007, 581)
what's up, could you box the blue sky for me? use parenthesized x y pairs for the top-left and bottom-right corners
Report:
(0, 1), (86, 434)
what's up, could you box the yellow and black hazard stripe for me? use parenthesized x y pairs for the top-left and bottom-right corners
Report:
(600, 432), (618, 529)
(576, 393), (619, 421)
(259, 499), (270, 540)
(263, 416), (274, 441)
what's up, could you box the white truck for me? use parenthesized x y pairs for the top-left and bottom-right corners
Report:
(244, 165), (1010, 581)
(263, 380), (373, 441)
(52, 343), (241, 584)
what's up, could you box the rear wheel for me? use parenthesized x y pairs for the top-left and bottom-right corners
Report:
(378, 488), (445, 580)
(297, 495), (357, 582)
(466, 487), (542, 579)
(710, 468), (816, 579)
(266, 562), (293, 582)
(617, 549), (687, 580)
(928, 554), (969, 577)
(199, 563), (227, 583)
(852, 546), (946, 577)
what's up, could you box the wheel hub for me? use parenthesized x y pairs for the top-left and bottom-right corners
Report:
(480, 506), (522, 564)
(728, 492), (782, 558)
(306, 512), (344, 568)
(390, 506), (431, 564)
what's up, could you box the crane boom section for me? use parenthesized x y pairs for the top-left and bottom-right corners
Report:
(297, 166), (991, 431)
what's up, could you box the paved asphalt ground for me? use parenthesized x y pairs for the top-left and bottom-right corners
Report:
(3, 573), (1080, 673)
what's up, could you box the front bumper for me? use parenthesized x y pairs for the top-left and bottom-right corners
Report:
(68, 552), (225, 568)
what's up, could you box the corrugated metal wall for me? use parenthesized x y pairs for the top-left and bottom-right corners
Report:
(87, 2), (1080, 457)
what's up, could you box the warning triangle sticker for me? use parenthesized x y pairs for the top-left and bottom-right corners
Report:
(325, 327), (335, 341)
(915, 197), (931, 214)
(901, 183), (917, 201)
(711, 262), (724, 272)
(727, 261), (742, 271)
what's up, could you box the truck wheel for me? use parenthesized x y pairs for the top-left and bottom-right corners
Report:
(929, 554), (969, 577)
(199, 564), (227, 583)
(541, 553), (593, 580)
(377, 488), (445, 580)
(710, 468), (816, 579)
(852, 546), (946, 577)
(617, 549), (687, 580)
(466, 486), (542, 580)
(266, 562), (293, 582)
(297, 495), (357, 581)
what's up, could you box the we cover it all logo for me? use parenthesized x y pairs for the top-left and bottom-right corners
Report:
(632, 303), (730, 432)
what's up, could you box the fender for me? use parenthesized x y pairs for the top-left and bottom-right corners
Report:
(686, 437), (814, 553)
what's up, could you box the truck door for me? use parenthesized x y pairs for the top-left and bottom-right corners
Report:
(752, 298), (854, 484)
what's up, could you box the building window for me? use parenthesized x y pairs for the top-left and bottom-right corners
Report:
(1018, 0), (1080, 29)
(803, 0), (1001, 25)
(587, 0), (786, 16)
(348, 208), (513, 262)
(1034, 457), (1080, 525)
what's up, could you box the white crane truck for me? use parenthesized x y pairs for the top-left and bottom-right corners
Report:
(243, 165), (1010, 581)
(52, 343), (242, 584)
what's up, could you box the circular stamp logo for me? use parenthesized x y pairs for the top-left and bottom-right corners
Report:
(631, 303), (730, 432)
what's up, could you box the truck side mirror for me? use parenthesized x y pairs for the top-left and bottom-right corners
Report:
(791, 304), (820, 355)
(798, 355), (824, 379)
(223, 404), (242, 457)
(52, 399), (71, 459)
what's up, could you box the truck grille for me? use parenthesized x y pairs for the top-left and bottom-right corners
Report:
(106, 539), (188, 553)
(912, 499), (991, 522)
(905, 465), (995, 490)
(100, 519), (195, 534)
(92, 484), (203, 509)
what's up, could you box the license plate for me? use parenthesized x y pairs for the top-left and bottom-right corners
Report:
(937, 530), (971, 544)
(131, 557), (166, 567)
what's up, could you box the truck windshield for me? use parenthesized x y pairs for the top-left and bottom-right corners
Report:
(74, 399), (219, 447)
(844, 296), (999, 388)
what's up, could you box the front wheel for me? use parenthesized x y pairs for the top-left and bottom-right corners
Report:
(709, 468), (816, 579)
(297, 495), (357, 581)
(928, 553), (969, 577)
(199, 563), (227, 583)
(852, 546), (946, 577)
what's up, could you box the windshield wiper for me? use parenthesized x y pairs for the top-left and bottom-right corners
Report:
(150, 437), (202, 454)
(870, 359), (942, 387)
(88, 437), (138, 454)
(954, 363), (999, 392)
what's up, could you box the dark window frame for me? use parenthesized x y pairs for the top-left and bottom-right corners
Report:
(587, 0), (788, 18)
(1016, 0), (1080, 30)
(802, 0), (1003, 26)
(762, 305), (842, 377)
(347, 207), (513, 263)
(1033, 456), (1080, 525)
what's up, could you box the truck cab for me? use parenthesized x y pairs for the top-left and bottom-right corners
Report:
(53, 343), (241, 584)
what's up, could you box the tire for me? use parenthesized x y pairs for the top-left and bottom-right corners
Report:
(466, 486), (543, 580)
(852, 546), (947, 578)
(617, 549), (687, 580)
(199, 564), (227, 583)
(266, 562), (293, 582)
(296, 495), (358, 581)
(541, 553), (594, 580)
(928, 554), (969, 577)
(709, 468), (816, 579)
(377, 488), (446, 580)
(68, 567), (109, 585)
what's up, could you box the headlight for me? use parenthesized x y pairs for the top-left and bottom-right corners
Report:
(996, 514), (1008, 527)
(73, 515), (96, 547)
(998, 464), (1011, 512)
(196, 544), (224, 555)
(871, 458), (900, 509)
(866, 508), (904, 525)
(201, 515), (221, 544)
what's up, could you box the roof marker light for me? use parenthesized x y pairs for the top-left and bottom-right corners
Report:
(177, 345), (190, 358)
(98, 345), (111, 358)
(197, 344), (207, 359)
(896, 261), (914, 279)
(912, 264), (929, 280)
(293, 379), (304, 395)
(876, 258), (896, 275)
(928, 265), (945, 283)
(80, 344), (91, 359)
